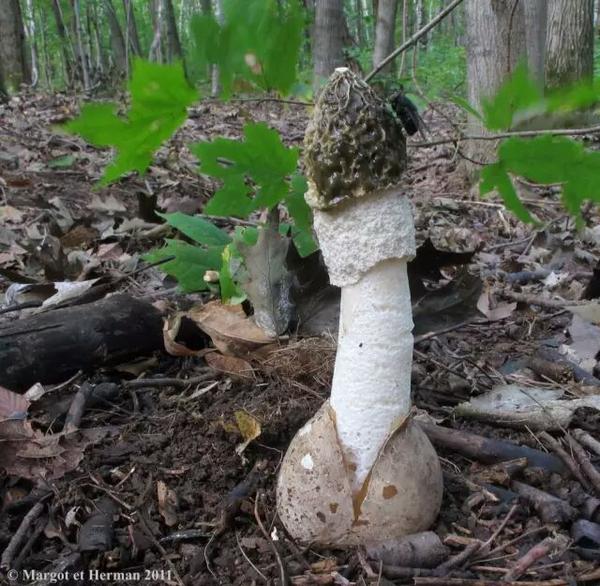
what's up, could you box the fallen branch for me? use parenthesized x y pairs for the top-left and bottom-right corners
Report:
(1, 502), (45, 569)
(420, 423), (566, 474)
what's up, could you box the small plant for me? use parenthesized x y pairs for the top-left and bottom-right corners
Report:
(466, 63), (600, 223)
(66, 0), (313, 305)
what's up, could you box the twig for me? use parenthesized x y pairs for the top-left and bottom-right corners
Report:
(254, 491), (288, 586)
(566, 435), (600, 496)
(409, 124), (600, 148)
(477, 503), (519, 553)
(364, 0), (466, 83)
(236, 530), (268, 582)
(504, 535), (568, 582)
(1, 502), (45, 568)
(136, 513), (185, 586)
(573, 429), (600, 457)
(540, 432), (593, 492)
(123, 372), (215, 389)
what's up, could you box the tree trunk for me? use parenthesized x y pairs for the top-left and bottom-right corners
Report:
(523, 0), (547, 87)
(0, 0), (30, 94)
(72, 0), (91, 91)
(148, 0), (164, 63)
(89, 1), (106, 77)
(355, 0), (366, 46)
(104, 0), (128, 77)
(163, 0), (183, 62)
(122, 0), (142, 56)
(51, 0), (75, 87)
(464, 0), (526, 165)
(372, 0), (398, 73)
(545, 0), (594, 88)
(211, 0), (223, 95)
(313, 0), (346, 89)
(416, 0), (427, 48)
(23, 0), (39, 87)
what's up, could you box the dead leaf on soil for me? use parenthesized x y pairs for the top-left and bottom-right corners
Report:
(157, 480), (179, 527)
(477, 288), (516, 321)
(223, 410), (262, 456)
(187, 301), (276, 357)
(204, 352), (254, 378)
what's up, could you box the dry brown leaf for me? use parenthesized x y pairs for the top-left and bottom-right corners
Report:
(163, 313), (200, 357)
(188, 301), (275, 357)
(477, 289), (516, 321)
(204, 352), (254, 378)
(157, 480), (179, 527)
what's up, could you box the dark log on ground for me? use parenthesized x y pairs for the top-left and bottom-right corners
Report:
(420, 422), (566, 474)
(0, 294), (164, 391)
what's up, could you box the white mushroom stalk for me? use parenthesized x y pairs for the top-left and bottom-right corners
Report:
(277, 68), (443, 547)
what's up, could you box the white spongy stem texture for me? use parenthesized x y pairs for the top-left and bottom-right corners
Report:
(313, 189), (416, 287)
(329, 257), (413, 489)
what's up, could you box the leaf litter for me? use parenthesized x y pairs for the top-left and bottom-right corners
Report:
(1, 94), (600, 584)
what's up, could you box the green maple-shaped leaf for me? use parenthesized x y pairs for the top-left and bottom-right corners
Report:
(143, 239), (223, 293)
(482, 62), (543, 131)
(190, 0), (304, 97)
(66, 60), (197, 185)
(192, 122), (298, 218)
(481, 135), (600, 223)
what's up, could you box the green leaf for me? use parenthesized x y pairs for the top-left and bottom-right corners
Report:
(480, 163), (535, 224)
(285, 174), (318, 256)
(449, 96), (484, 122)
(66, 60), (197, 185)
(219, 245), (247, 304)
(158, 212), (231, 246)
(143, 239), (223, 293)
(192, 122), (299, 218)
(482, 62), (543, 130)
(189, 0), (304, 97)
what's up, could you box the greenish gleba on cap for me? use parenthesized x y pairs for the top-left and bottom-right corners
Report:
(304, 68), (407, 210)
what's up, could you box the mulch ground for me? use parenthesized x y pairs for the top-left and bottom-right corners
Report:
(1, 92), (600, 585)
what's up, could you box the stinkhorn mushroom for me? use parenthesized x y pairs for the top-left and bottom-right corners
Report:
(277, 68), (443, 547)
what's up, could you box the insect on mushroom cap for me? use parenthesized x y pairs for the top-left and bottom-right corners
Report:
(304, 68), (407, 210)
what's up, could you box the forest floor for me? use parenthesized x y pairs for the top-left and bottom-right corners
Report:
(2, 93), (600, 586)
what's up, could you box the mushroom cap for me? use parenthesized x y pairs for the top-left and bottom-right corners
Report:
(276, 402), (443, 546)
(304, 68), (407, 210)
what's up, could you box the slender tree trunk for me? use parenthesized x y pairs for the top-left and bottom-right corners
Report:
(545, 0), (594, 88)
(163, 0), (183, 62)
(23, 0), (39, 87)
(523, 0), (547, 87)
(596, 0), (600, 35)
(148, 0), (164, 63)
(313, 0), (346, 89)
(373, 0), (398, 73)
(72, 0), (91, 90)
(122, 0), (142, 56)
(104, 0), (128, 78)
(89, 2), (106, 76)
(38, 2), (53, 88)
(211, 0), (224, 95)
(355, 0), (366, 46)
(416, 0), (427, 47)
(464, 0), (526, 165)
(51, 0), (75, 87)
(0, 0), (31, 94)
